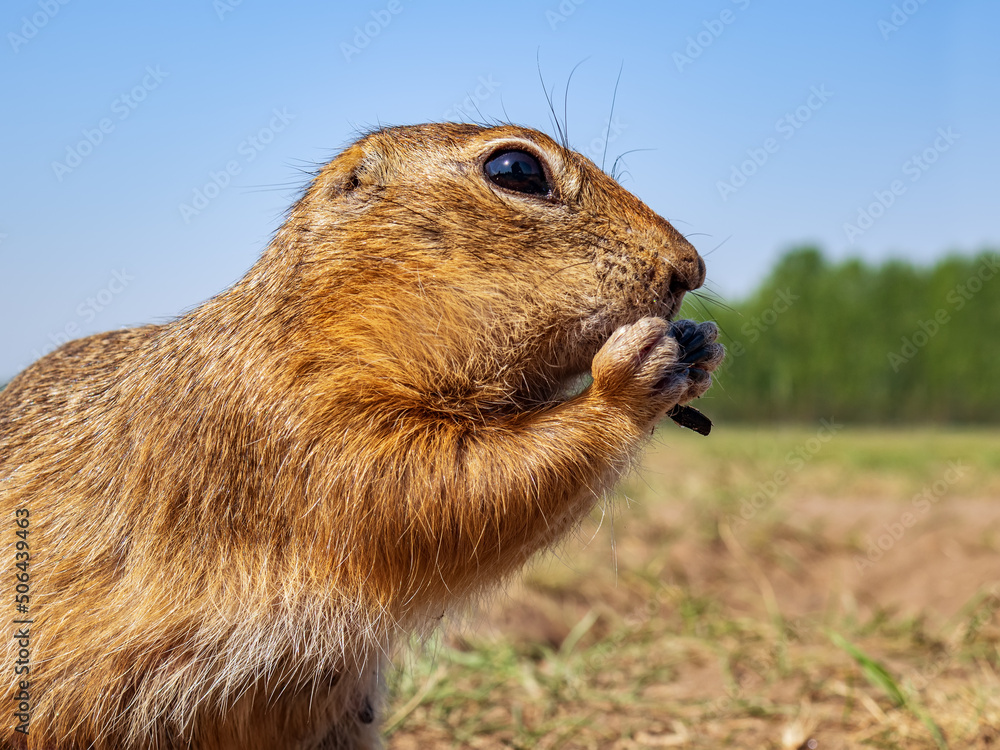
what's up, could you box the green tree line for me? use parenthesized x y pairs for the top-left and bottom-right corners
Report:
(684, 247), (1000, 423)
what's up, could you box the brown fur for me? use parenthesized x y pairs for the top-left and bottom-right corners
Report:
(0, 123), (723, 749)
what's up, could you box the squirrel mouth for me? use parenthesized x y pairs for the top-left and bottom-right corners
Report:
(661, 296), (683, 322)
(551, 289), (686, 405)
(655, 289), (686, 323)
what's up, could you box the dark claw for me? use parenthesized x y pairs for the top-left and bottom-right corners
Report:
(667, 404), (713, 436)
(669, 319), (698, 341)
(669, 320), (707, 363)
(687, 368), (710, 385)
(679, 343), (710, 365)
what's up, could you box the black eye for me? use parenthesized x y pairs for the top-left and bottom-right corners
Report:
(484, 150), (551, 196)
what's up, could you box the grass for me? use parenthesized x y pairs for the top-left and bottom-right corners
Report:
(385, 425), (1000, 749)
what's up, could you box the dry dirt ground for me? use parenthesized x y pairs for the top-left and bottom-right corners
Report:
(385, 426), (1000, 749)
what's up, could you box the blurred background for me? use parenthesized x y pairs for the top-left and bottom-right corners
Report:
(3, 1), (1000, 746)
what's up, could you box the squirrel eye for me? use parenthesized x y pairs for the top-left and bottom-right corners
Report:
(484, 150), (550, 196)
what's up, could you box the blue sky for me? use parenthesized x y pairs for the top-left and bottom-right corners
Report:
(2, 0), (998, 380)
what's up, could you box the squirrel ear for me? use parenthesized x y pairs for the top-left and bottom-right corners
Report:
(324, 141), (385, 195)
(324, 144), (366, 194)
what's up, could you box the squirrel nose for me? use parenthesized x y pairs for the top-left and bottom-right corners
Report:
(667, 240), (707, 295)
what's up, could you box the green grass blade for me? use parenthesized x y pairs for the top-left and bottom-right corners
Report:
(828, 630), (948, 749)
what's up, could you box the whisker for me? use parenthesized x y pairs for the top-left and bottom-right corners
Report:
(539, 260), (592, 285)
(697, 279), (728, 298)
(469, 96), (488, 125)
(610, 148), (654, 182)
(239, 182), (312, 195)
(685, 294), (739, 342)
(689, 290), (739, 318)
(562, 58), (589, 147)
(602, 61), (625, 173)
(536, 50), (566, 147)
(701, 235), (733, 257)
(690, 286), (728, 305)
(380, 197), (444, 229)
(500, 96), (513, 126)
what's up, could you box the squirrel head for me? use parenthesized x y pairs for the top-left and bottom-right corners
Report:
(255, 123), (706, 413)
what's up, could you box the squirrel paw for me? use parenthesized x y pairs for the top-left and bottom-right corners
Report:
(591, 317), (724, 427)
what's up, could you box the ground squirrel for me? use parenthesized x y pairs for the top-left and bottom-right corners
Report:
(0, 123), (724, 749)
